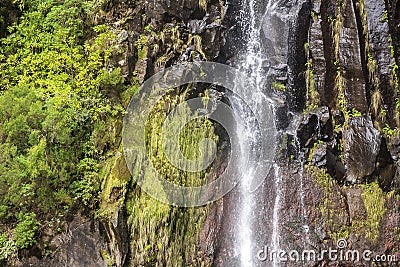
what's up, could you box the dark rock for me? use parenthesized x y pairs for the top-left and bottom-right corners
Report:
(375, 137), (395, 190)
(332, 109), (345, 126)
(100, 209), (129, 267)
(14, 214), (108, 267)
(309, 1), (328, 106)
(339, 0), (368, 113)
(326, 147), (346, 182)
(160, 0), (205, 21)
(310, 140), (345, 183)
(296, 106), (331, 148)
(364, 0), (397, 123)
(0, 0), (20, 38)
(343, 116), (381, 183)
(286, 0), (312, 111)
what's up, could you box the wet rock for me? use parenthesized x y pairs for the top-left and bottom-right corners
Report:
(15, 215), (108, 267)
(310, 141), (345, 182)
(343, 117), (381, 183)
(188, 19), (207, 34)
(375, 138), (395, 190)
(286, 0), (312, 111)
(364, 0), (397, 120)
(267, 63), (288, 83)
(117, 30), (129, 43)
(309, 1), (328, 106)
(339, 0), (368, 113)
(296, 106), (331, 148)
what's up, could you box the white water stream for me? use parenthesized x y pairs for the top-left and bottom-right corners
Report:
(232, 1), (281, 266)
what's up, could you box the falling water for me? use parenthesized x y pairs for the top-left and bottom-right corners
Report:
(232, 0), (277, 266)
(271, 163), (283, 266)
(294, 136), (309, 234)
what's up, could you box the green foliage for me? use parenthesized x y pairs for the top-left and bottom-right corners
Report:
(0, 0), (126, 259)
(0, 234), (16, 260)
(382, 124), (397, 138)
(271, 81), (286, 92)
(136, 35), (149, 60)
(13, 212), (38, 249)
(124, 89), (217, 266)
(380, 10), (389, 23)
(70, 158), (100, 207)
(361, 182), (386, 242)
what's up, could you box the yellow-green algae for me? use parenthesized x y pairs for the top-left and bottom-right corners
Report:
(100, 89), (217, 266)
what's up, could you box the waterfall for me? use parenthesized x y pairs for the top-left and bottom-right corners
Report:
(271, 163), (282, 266)
(231, 0), (276, 266)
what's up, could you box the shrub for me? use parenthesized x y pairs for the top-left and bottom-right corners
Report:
(13, 212), (38, 249)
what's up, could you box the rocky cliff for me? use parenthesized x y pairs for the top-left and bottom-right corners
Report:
(3, 0), (400, 266)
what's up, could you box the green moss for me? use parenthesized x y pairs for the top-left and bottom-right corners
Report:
(272, 81), (286, 92)
(188, 34), (207, 59)
(100, 250), (115, 267)
(361, 181), (386, 242)
(309, 166), (350, 241)
(304, 59), (319, 110)
(136, 35), (149, 60)
(312, 166), (389, 244)
(123, 89), (216, 266)
(98, 152), (131, 220)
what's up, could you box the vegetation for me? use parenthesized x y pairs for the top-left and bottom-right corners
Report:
(308, 165), (350, 241)
(272, 81), (286, 92)
(305, 59), (319, 110)
(309, 165), (390, 244)
(361, 182), (386, 242)
(304, 41), (319, 111)
(0, 0), (125, 253)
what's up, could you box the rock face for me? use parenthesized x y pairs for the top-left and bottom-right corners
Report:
(0, 1), (20, 38)
(13, 215), (109, 267)
(343, 117), (381, 183)
(365, 0), (397, 121)
(340, 0), (368, 113)
(11, 0), (400, 266)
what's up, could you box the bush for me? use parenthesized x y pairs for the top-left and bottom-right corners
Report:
(0, 233), (16, 260)
(13, 212), (38, 249)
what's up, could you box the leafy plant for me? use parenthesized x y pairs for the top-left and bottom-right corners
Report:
(0, 0), (126, 259)
(0, 234), (16, 260)
(13, 212), (38, 249)
(272, 81), (286, 92)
